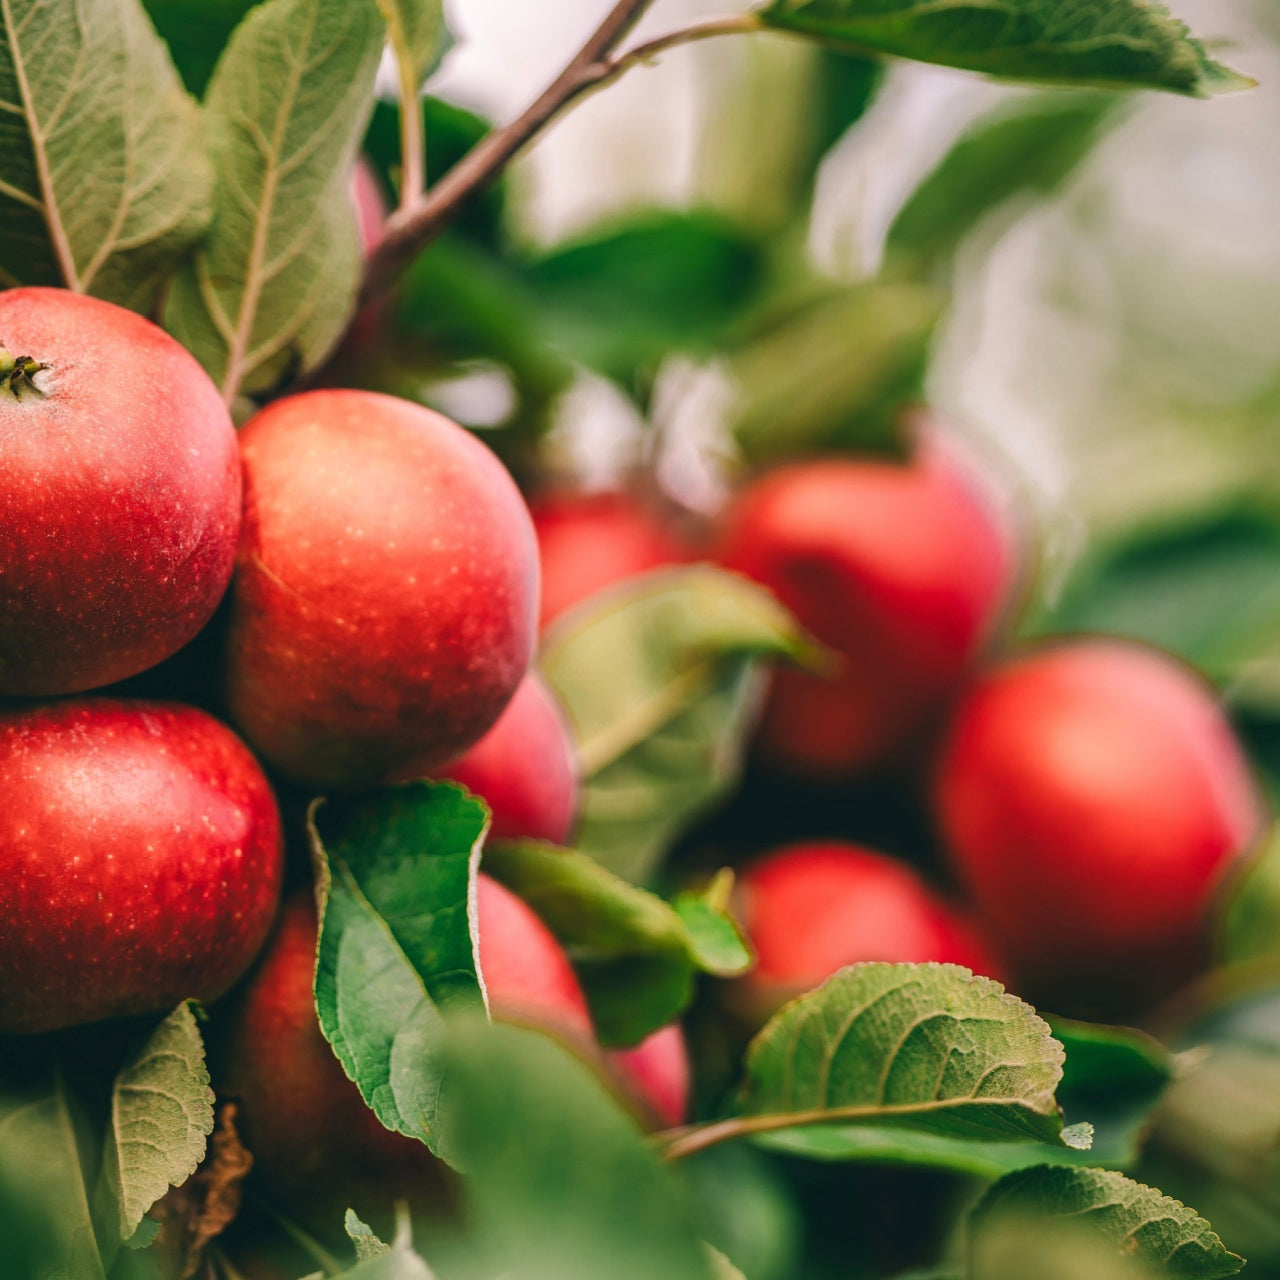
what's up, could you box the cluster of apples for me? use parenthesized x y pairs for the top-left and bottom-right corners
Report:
(0, 287), (684, 1231)
(535, 430), (1265, 1017)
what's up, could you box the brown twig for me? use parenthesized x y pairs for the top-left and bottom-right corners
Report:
(358, 8), (763, 304)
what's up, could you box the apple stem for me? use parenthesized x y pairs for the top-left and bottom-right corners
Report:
(0, 346), (47, 400)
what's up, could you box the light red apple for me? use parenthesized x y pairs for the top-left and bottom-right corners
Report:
(0, 288), (240, 696)
(606, 1022), (691, 1129)
(0, 699), (283, 1034)
(224, 389), (539, 788)
(531, 490), (689, 630)
(717, 436), (1015, 778)
(934, 640), (1263, 1002)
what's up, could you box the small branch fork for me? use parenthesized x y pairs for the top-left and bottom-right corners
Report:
(359, 5), (763, 304)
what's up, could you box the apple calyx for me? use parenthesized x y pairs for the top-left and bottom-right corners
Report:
(0, 345), (47, 399)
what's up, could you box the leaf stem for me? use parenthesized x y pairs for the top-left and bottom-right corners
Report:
(384, 4), (426, 210)
(359, 7), (763, 303)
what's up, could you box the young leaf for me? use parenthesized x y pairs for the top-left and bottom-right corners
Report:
(734, 963), (1081, 1148)
(970, 1166), (1244, 1277)
(310, 782), (488, 1159)
(439, 1018), (717, 1280)
(96, 1003), (215, 1247)
(0, 0), (212, 307)
(540, 566), (815, 884)
(674, 875), (754, 976)
(332, 1206), (437, 1279)
(164, 0), (384, 402)
(755, 0), (1250, 98)
(482, 841), (750, 1046)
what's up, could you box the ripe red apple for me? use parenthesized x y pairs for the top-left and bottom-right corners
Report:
(716, 437), (1014, 778)
(606, 1023), (691, 1129)
(734, 841), (1003, 1007)
(224, 390), (539, 788)
(0, 700), (283, 1034)
(0, 288), (240, 696)
(934, 641), (1263, 1001)
(218, 875), (592, 1222)
(413, 673), (579, 845)
(531, 490), (689, 630)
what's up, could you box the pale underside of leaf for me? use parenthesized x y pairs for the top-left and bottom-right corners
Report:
(740, 963), (1073, 1146)
(164, 0), (384, 401)
(0, 0), (212, 305)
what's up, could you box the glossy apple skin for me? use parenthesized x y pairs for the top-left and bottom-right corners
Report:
(735, 841), (1003, 1006)
(419, 673), (579, 845)
(218, 876), (592, 1221)
(717, 445), (1013, 778)
(0, 288), (240, 696)
(225, 390), (539, 788)
(934, 641), (1263, 1000)
(0, 700), (283, 1034)
(531, 491), (688, 630)
(607, 1023), (691, 1129)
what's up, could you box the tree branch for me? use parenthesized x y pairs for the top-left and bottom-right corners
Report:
(358, 7), (763, 304)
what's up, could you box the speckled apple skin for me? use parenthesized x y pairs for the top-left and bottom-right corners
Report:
(225, 390), (539, 788)
(0, 700), (284, 1034)
(0, 288), (241, 696)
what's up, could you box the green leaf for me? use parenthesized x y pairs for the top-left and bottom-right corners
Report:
(737, 963), (1080, 1148)
(521, 212), (766, 386)
(482, 841), (749, 1046)
(730, 281), (943, 464)
(756, 0), (1251, 98)
(439, 1019), (716, 1280)
(674, 875), (754, 976)
(96, 1003), (214, 1246)
(970, 1166), (1244, 1277)
(1220, 824), (1280, 969)
(540, 566), (814, 884)
(0, 1067), (108, 1279)
(0, 0), (213, 307)
(887, 91), (1121, 269)
(164, 0), (385, 402)
(377, 0), (447, 92)
(309, 781), (488, 1160)
(705, 1244), (747, 1280)
(337, 1206), (438, 1277)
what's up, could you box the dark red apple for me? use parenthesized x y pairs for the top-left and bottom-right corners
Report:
(717, 436), (1014, 778)
(934, 640), (1263, 1001)
(734, 841), (1003, 1009)
(224, 390), (539, 788)
(606, 1022), (691, 1129)
(0, 700), (283, 1034)
(531, 490), (689, 630)
(218, 875), (592, 1221)
(0, 288), (240, 696)
(415, 673), (579, 845)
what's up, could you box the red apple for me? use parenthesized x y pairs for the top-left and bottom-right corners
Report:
(717, 438), (1014, 778)
(0, 288), (240, 696)
(606, 1023), (691, 1129)
(934, 641), (1263, 1001)
(531, 491), (688, 630)
(415, 673), (579, 845)
(224, 390), (539, 788)
(0, 700), (283, 1034)
(218, 875), (592, 1221)
(734, 841), (1003, 1007)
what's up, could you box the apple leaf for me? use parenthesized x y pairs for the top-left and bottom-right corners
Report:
(970, 1166), (1244, 1277)
(482, 841), (750, 1046)
(439, 1018), (717, 1280)
(755, 0), (1251, 98)
(339, 1207), (438, 1277)
(0, 0), (212, 308)
(0, 1067), (109, 1280)
(730, 963), (1083, 1150)
(377, 0), (448, 92)
(163, 0), (384, 403)
(540, 566), (815, 884)
(309, 782), (488, 1160)
(96, 1002), (215, 1248)
(674, 875), (754, 976)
